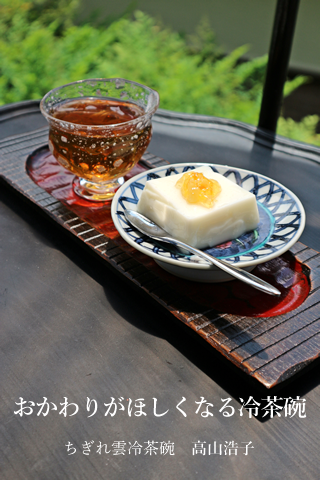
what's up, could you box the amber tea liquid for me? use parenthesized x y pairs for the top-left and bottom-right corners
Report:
(48, 98), (152, 182)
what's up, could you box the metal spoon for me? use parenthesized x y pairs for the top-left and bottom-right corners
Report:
(124, 209), (281, 296)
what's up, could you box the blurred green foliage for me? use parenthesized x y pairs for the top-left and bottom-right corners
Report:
(1, 0), (319, 146)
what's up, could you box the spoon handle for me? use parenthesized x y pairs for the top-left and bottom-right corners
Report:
(159, 236), (281, 296)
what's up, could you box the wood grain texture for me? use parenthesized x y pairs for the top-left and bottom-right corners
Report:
(0, 129), (319, 389)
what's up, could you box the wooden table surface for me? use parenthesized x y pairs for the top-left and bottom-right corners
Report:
(1, 102), (320, 480)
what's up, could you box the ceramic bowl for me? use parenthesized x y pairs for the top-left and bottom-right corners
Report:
(111, 163), (305, 282)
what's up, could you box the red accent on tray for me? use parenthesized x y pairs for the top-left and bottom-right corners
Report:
(161, 252), (310, 318)
(27, 148), (310, 318)
(26, 147), (146, 239)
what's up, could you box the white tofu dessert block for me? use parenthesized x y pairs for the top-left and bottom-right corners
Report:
(137, 166), (260, 249)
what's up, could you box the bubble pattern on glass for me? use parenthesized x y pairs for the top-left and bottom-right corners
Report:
(45, 79), (155, 183)
(48, 101), (152, 183)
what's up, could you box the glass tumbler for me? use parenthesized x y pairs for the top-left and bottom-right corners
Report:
(40, 78), (159, 201)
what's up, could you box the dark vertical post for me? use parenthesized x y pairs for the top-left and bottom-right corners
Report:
(258, 0), (300, 133)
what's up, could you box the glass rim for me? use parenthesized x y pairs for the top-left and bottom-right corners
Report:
(40, 77), (160, 130)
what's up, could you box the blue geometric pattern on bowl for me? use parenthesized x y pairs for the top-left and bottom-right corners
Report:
(112, 163), (305, 267)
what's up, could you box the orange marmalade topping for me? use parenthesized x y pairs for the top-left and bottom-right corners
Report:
(175, 171), (221, 208)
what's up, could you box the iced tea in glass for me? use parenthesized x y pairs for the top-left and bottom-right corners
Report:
(40, 78), (159, 201)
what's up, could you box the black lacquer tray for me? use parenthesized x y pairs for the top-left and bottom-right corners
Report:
(1, 124), (320, 389)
